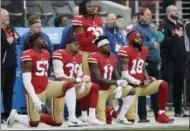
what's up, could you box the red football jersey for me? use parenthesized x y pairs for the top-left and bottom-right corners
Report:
(21, 49), (50, 94)
(53, 49), (82, 78)
(87, 52), (117, 90)
(118, 45), (149, 81)
(72, 15), (103, 52)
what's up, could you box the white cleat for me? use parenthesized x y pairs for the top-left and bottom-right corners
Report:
(78, 115), (88, 126)
(6, 109), (17, 127)
(116, 117), (133, 125)
(88, 116), (106, 125)
(68, 118), (87, 127)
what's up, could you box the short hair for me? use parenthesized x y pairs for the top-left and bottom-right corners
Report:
(166, 5), (178, 14)
(138, 7), (150, 16)
(79, 0), (91, 16)
(28, 15), (40, 26)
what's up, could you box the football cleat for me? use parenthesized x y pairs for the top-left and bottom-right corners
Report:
(88, 116), (106, 125)
(78, 115), (88, 126)
(157, 113), (174, 124)
(116, 117), (133, 125)
(6, 109), (17, 127)
(68, 118), (87, 127)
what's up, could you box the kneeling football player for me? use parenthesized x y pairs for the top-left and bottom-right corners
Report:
(52, 33), (105, 125)
(6, 33), (83, 128)
(118, 30), (174, 123)
(87, 36), (136, 124)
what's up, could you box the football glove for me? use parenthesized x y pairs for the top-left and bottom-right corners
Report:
(117, 79), (128, 87)
(114, 86), (123, 99)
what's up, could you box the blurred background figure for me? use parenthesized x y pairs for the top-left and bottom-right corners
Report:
(60, 6), (79, 49)
(116, 15), (128, 43)
(19, 15), (53, 54)
(54, 14), (69, 27)
(103, 13), (127, 56)
(126, 13), (138, 33)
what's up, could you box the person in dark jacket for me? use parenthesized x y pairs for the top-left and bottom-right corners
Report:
(1, 8), (19, 122)
(132, 7), (163, 123)
(158, 5), (189, 117)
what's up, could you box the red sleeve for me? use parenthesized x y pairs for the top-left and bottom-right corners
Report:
(118, 46), (128, 58)
(52, 50), (63, 61)
(76, 32), (96, 47)
(21, 50), (32, 63)
(73, 16), (97, 47)
(72, 15), (83, 26)
(87, 53), (98, 64)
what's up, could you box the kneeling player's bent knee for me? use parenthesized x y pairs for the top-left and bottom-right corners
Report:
(29, 121), (40, 127)
(126, 102), (137, 122)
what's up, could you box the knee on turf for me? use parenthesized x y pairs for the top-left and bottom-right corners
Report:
(29, 121), (40, 127)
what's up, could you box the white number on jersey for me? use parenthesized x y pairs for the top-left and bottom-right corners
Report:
(87, 26), (104, 36)
(36, 60), (49, 76)
(103, 65), (113, 80)
(66, 63), (80, 78)
(130, 59), (144, 74)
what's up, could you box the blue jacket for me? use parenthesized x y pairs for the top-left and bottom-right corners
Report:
(103, 26), (128, 56)
(133, 21), (164, 62)
(60, 23), (73, 49)
(103, 26), (128, 71)
(19, 31), (54, 54)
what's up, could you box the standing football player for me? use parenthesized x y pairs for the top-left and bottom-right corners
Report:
(118, 30), (174, 123)
(87, 36), (135, 124)
(52, 33), (105, 125)
(6, 33), (85, 128)
(72, 0), (104, 76)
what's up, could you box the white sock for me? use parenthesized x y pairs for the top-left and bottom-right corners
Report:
(82, 111), (87, 117)
(14, 114), (30, 127)
(159, 110), (165, 114)
(65, 87), (77, 121)
(89, 108), (96, 118)
(118, 95), (135, 118)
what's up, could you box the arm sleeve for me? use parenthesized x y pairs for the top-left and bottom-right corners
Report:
(87, 54), (98, 64)
(76, 32), (97, 47)
(52, 59), (67, 78)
